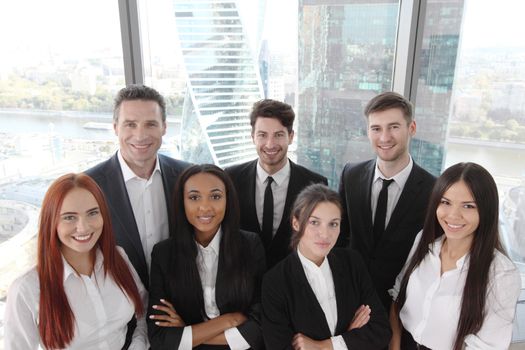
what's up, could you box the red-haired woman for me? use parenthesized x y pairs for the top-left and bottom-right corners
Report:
(5, 173), (147, 349)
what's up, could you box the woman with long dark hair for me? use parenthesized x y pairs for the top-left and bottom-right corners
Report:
(389, 162), (521, 350)
(261, 184), (391, 349)
(147, 164), (266, 349)
(5, 173), (146, 349)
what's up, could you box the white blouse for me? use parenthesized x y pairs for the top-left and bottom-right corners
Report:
(178, 229), (249, 350)
(4, 247), (148, 350)
(297, 249), (347, 350)
(390, 232), (521, 350)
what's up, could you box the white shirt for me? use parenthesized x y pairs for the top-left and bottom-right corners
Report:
(178, 228), (250, 350)
(371, 156), (413, 228)
(390, 232), (521, 350)
(297, 249), (347, 350)
(5, 247), (148, 350)
(118, 150), (169, 269)
(255, 159), (291, 236)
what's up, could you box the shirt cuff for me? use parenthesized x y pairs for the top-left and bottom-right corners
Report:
(331, 335), (348, 350)
(178, 325), (193, 350)
(224, 327), (250, 350)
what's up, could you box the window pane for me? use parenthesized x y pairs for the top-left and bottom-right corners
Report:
(140, 0), (273, 167)
(413, 0), (525, 342)
(0, 0), (123, 343)
(297, 0), (400, 187)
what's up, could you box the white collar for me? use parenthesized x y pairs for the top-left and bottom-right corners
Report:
(297, 248), (330, 275)
(117, 150), (161, 182)
(62, 248), (103, 282)
(373, 155), (413, 189)
(256, 159), (291, 186)
(196, 227), (222, 255)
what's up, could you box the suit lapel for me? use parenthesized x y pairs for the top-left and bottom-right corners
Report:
(272, 160), (296, 244)
(328, 253), (350, 333)
(290, 252), (332, 337)
(245, 161), (260, 232)
(361, 161), (375, 249)
(159, 155), (177, 234)
(384, 164), (422, 237)
(107, 155), (146, 264)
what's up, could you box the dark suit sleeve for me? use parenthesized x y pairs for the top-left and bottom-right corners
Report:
(261, 270), (294, 350)
(237, 232), (266, 350)
(337, 164), (350, 247)
(341, 251), (391, 349)
(147, 243), (185, 349)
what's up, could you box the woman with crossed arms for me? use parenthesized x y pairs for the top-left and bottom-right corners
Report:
(147, 164), (266, 349)
(262, 184), (391, 350)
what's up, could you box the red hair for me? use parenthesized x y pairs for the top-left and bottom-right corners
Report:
(37, 173), (144, 349)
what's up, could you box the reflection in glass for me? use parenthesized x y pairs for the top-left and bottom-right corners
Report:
(297, 0), (400, 187)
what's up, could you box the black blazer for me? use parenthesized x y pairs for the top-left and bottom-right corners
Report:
(262, 249), (391, 349)
(148, 230), (266, 350)
(225, 159), (327, 269)
(85, 152), (191, 288)
(338, 159), (435, 309)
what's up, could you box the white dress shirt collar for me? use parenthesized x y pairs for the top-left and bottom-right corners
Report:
(196, 227), (222, 253)
(117, 150), (161, 182)
(62, 248), (104, 283)
(373, 155), (413, 188)
(297, 248), (330, 275)
(256, 158), (290, 186)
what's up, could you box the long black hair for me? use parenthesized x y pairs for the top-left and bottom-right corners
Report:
(396, 162), (504, 350)
(168, 164), (253, 318)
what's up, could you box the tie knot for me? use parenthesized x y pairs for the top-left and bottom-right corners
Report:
(266, 176), (274, 186)
(381, 178), (394, 190)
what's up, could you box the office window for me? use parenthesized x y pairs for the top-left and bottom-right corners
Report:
(412, 0), (525, 341)
(0, 0), (124, 343)
(297, 0), (401, 187)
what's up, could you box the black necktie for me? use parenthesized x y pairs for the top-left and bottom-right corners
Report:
(373, 178), (394, 243)
(262, 176), (274, 249)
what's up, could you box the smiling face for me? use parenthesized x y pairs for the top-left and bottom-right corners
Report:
(294, 201), (341, 266)
(367, 108), (415, 167)
(57, 187), (103, 261)
(436, 180), (479, 247)
(252, 117), (294, 175)
(114, 99), (166, 179)
(184, 172), (227, 244)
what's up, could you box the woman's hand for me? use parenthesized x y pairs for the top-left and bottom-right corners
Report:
(150, 299), (186, 327)
(292, 333), (333, 350)
(348, 304), (371, 330)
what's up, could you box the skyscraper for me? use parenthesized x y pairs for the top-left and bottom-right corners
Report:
(173, 0), (265, 167)
(297, 1), (399, 186)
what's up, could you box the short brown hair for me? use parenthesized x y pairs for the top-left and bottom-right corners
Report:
(364, 91), (413, 124)
(249, 99), (295, 133)
(113, 84), (166, 122)
(289, 184), (342, 250)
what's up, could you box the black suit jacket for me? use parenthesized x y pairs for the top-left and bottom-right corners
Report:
(261, 249), (391, 349)
(225, 159), (327, 268)
(85, 152), (191, 288)
(338, 159), (435, 309)
(147, 230), (266, 350)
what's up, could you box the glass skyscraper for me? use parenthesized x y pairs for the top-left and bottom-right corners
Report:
(173, 0), (264, 167)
